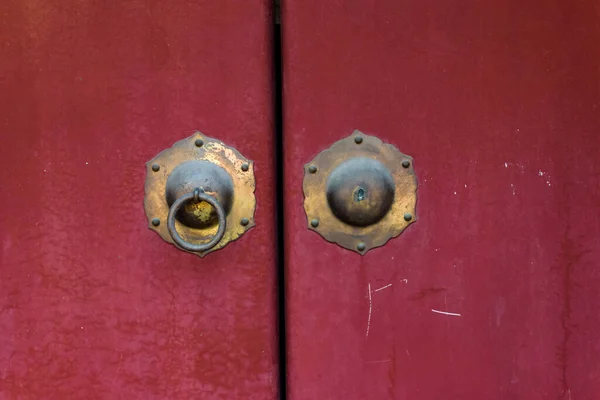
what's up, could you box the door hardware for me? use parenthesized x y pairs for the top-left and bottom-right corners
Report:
(302, 130), (417, 254)
(144, 132), (256, 257)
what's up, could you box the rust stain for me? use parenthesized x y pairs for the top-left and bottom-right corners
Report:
(387, 339), (396, 399)
(408, 287), (447, 301)
(555, 221), (590, 399)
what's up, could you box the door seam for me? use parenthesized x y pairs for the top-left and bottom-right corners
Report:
(272, 1), (287, 399)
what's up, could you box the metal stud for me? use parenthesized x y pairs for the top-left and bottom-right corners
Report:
(241, 163), (249, 172)
(402, 160), (410, 168)
(354, 136), (363, 144)
(404, 213), (413, 222)
(308, 165), (317, 174)
(240, 218), (250, 226)
(151, 218), (161, 227)
(357, 242), (366, 251)
(310, 219), (319, 228)
(195, 138), (204, 147)
(151, 164), (160, 172)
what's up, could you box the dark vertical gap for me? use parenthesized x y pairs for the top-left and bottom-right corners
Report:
(272, 1), (287, 400)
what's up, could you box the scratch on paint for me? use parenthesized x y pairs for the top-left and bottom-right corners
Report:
(374, 283), (392, 292)
(366, 283), (372, 338)
(431, 309), (461, 317)
(365, 359), (391, 364)
(538, 170), (552, 186)
(503, 161), (526, 172)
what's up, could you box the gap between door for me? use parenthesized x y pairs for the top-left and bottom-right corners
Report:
(272, 1), (287, 400)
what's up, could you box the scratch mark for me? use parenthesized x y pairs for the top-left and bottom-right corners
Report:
(374, 283), (392, 292)
(365, 359), (390, 364)
(146, 9), (156, 26)
(366, 283), (372, 338)
(431, 309), (461, 317)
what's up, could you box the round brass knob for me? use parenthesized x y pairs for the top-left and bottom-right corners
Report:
(302, 131), (417, 255)
(326, 157), (395, 227)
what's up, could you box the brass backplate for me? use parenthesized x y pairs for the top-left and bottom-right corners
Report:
(144, 132), (255, 257)
(303, 130), (417, 255)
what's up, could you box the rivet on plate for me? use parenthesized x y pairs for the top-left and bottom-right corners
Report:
(402, 160), (410, 168)
(241, 163), (249, 172)
(354, 136), (363, 144)
(357, 242), (366, 251)
(151, 164), (160, 172)
(195, 138), (204, 147)
(151, 218), (161, 227)
(308, 165), (317, 174)
(240, 218), (250, 226)
(310, 219), (319, 228)
(404, 213), (413, 222)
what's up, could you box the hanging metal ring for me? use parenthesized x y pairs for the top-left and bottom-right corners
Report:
(167, 188), (227, 252)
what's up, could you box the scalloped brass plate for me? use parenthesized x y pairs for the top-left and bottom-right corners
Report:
(144, 132), (255, 257)
(303, 130), (417, 255)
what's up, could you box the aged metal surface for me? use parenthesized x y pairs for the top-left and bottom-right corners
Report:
(144, 132), (256, 257)
(326, 157), (395, 227)
(0, 1), (278, 398)
(166, 161), (234, 229)
(303, 131), (417, 254)
(167, 189), (227, 253)
(283, 0), (600, 399)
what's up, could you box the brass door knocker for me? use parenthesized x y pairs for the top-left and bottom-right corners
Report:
(144, 132), (255, 257)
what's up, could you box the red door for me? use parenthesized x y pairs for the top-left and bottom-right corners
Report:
(282, 1), (600, 399)
(4, 1), (600, 399)
(0, 1), (278, 398)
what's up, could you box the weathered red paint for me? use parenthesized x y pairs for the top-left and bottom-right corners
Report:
(282, 1), (600, 399)
(0, 1), (277, 398)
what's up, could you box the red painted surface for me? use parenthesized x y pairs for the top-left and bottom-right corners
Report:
(283, 1), (600, 399)
(0, 1), (277, 398)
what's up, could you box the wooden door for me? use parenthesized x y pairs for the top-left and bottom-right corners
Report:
(0, 1), (278, 398)
(282, 1), (600, 399)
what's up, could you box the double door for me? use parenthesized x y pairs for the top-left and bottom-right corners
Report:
(1, 1), (599, 399)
